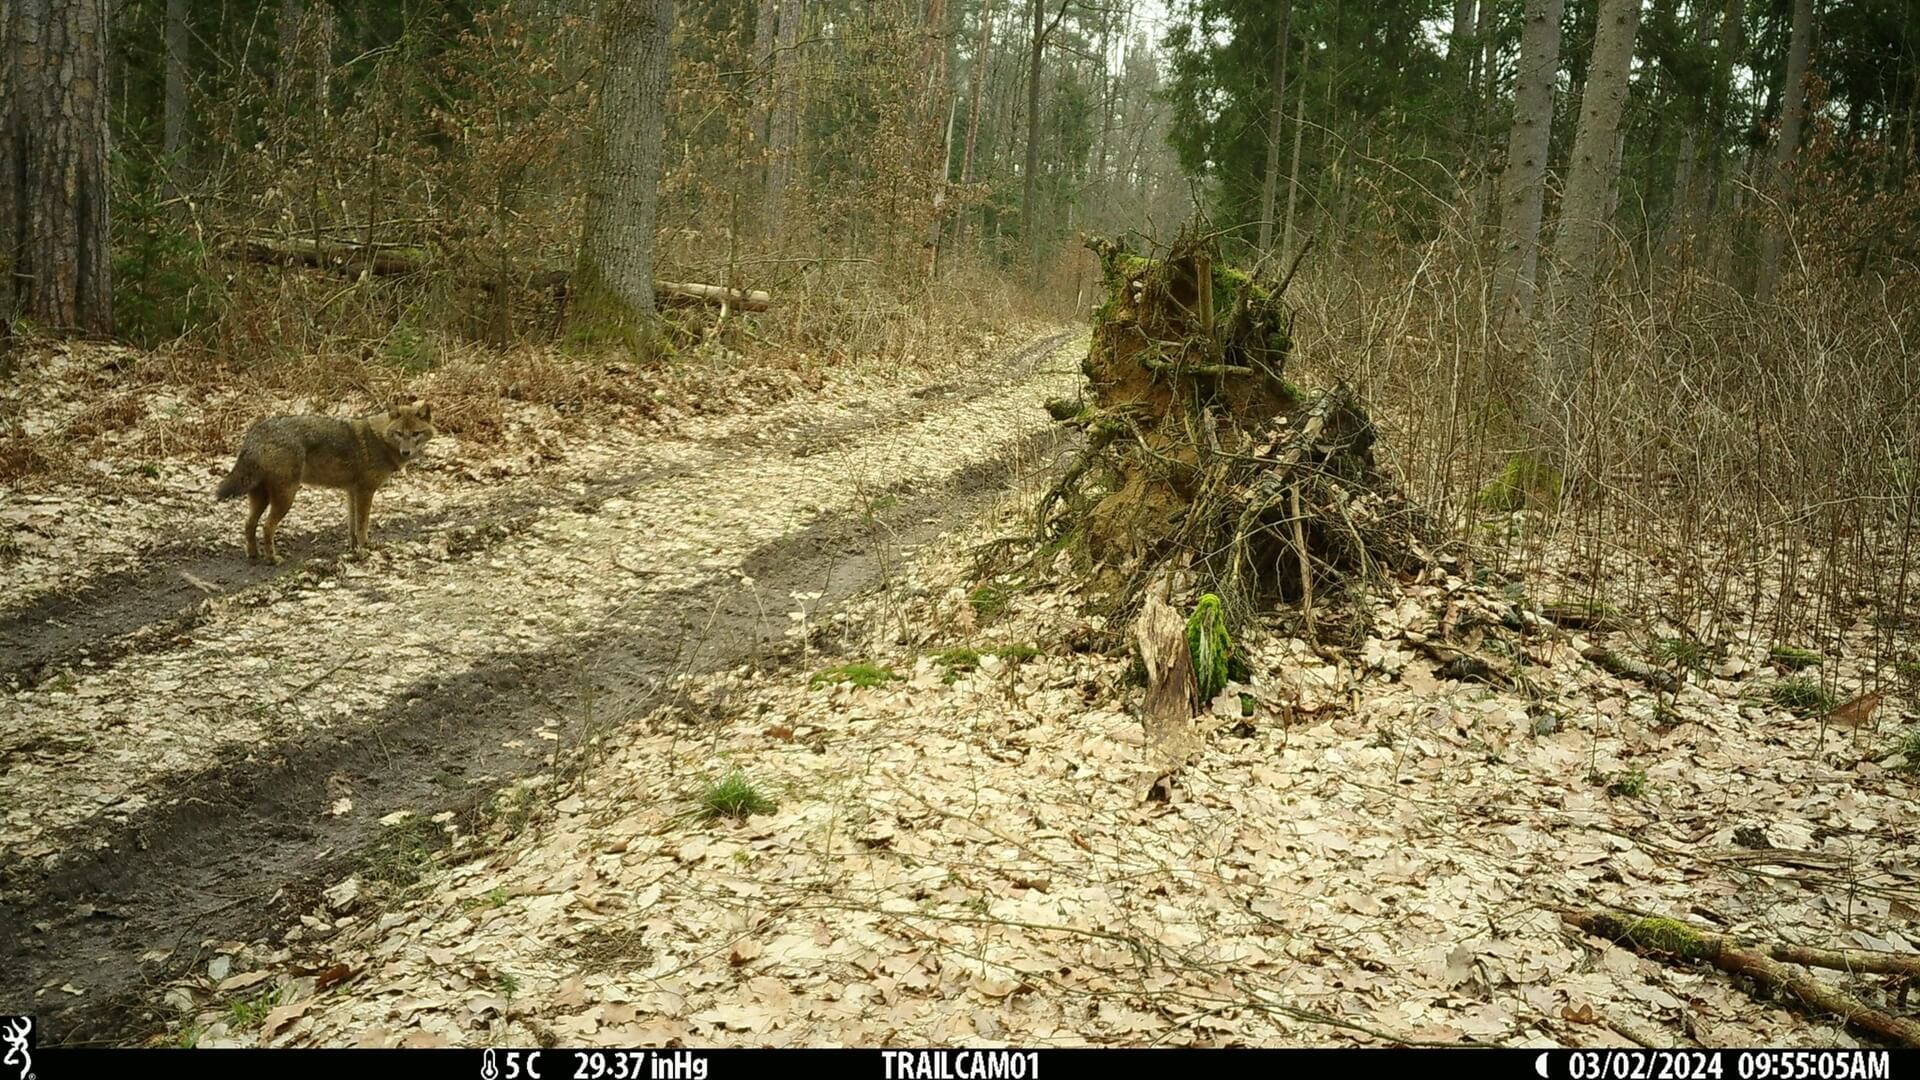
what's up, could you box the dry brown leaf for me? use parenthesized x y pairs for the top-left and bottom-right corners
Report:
(1828, 690), (1885, 729)
(554, 976), (590, 1008)
(313, 963), (356, 990)
(399, 1031), (450, 1048)
(215, 968), (274, 994)
(261, 1000), (313, 1040)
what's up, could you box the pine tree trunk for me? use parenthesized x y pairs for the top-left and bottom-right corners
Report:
(1450, 0), (1475, 82)
(1491, 0), (1564, 331)
(924, 0), (951, 268)
(575, 0), (674, 329)
(278, 0), (303, 87)
(764, 0), (800, 244)
(1256, 1), (1291, 255)
(1660, 0), (1717, 259)
(1281, 38), (1309, 265)
(1551, 0), (1641, 326)
(956, 0), (993, 250)
(1471, 0), (1495, 227)
(754, 0), (775, 152)
(1022, 0), (1046, 273)
(1699, 0), (1744, 225)
(0, 0), (114, 335)
(163, 0), (188, 160)
(1755, 0), (1815, 302)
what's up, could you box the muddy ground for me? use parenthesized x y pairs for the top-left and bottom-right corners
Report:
(0, 330), (1083, 1044)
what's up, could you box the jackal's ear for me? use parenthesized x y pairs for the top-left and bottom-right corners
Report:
(410, 399), (432, 421)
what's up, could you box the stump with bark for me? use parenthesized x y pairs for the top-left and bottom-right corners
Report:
(1033, 232), (1430, 655)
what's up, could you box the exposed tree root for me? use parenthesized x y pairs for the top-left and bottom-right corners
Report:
(1016, 232), (1431, 657)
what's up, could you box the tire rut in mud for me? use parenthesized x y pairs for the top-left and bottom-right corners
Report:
(0, 426), (1071, 1046)
(0, 332), (1076, 690)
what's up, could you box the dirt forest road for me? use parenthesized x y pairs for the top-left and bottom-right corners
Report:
(0, 330), (1085, 1044)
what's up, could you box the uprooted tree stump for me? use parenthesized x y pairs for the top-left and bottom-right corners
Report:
(1028, 232), (1430, 669)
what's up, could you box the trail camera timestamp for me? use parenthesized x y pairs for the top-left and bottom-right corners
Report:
(1562, 1051), (1890, 1080)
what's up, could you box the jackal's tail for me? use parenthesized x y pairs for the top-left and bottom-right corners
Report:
(215, 452), (258, 501)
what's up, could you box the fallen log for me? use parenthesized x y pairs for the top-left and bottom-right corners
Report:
(225, 236), (772, 311)
(229, 236), (428, 277)
(654, 280), (773, 312)
(1563, 909), (1920, 1047)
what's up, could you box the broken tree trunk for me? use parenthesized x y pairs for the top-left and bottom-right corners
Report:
(1033, 232), (1428, 648)
(227, 236), (772, 311)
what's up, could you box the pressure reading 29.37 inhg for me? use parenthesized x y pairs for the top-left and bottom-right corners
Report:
(479, 1050), (709, 1080)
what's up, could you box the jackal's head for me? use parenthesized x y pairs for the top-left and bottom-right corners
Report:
(380, 400), (437, 464)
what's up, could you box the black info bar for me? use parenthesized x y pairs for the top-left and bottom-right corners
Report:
(13, 1047), (1909, 1080)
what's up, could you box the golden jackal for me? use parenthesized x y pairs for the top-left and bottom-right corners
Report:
(215, 401), (437, 563)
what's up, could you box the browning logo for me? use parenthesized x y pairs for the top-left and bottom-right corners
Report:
(0, 1017), (31, 1080)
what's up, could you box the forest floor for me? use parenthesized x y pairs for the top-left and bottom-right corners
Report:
(4, 327), (1920, 1049)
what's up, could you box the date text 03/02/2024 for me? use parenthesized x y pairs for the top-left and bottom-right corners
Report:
(883, 1051), (1040, 1079)
(1557, 1050), (1891, 1080)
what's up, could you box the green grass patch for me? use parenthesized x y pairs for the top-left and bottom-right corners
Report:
(1770, 677), (1835, 716)
(1606, 768), (1649, 798)
(1478, 452), (1564, 512)
(809, 662), (899, 689)
(358, 814), (445, 895)
(1651, 637), (1709, 675)
(1894, 729), (1920, 773)
(969, 582), (1015, 620)
(226, 985), (285, 1030)
(931, 644), (1044, 682)
(1768, 645), (1824, 671)
(932, 648), (981, 682)
(698, 769), (777, 821)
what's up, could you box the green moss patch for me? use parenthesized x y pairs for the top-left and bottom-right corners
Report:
(809, 662), (900, 690)
(1478, 452), (1564, 512)
(1186, 593), (1233, 702)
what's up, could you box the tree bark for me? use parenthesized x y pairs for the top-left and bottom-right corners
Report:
(1755, 0), (1815, 302)
(924, 0), (952, 270)
(959, 0), (992, 191)
(1549, 0), (1641, 351)
(278, 0), (303, 88)
(1281, 38), (1309, 265)
(1022, 0), (1046, 272)
(0, 0), (114, 335)
(954, 0), (993, 254)
(1491, 0), (1564, 332)
(764, 0), (800, 244)
(1471, 0), (1495, 226)
(1450, 0), (1475, 85)
(1699, 0), (1744, 224)
(1021, 0), (1067, 275)
(1256, 2), (1291, 256)
(163, 0), (188, 159)
(574, 0), (674, 329)
(754, 0), (775, 156)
